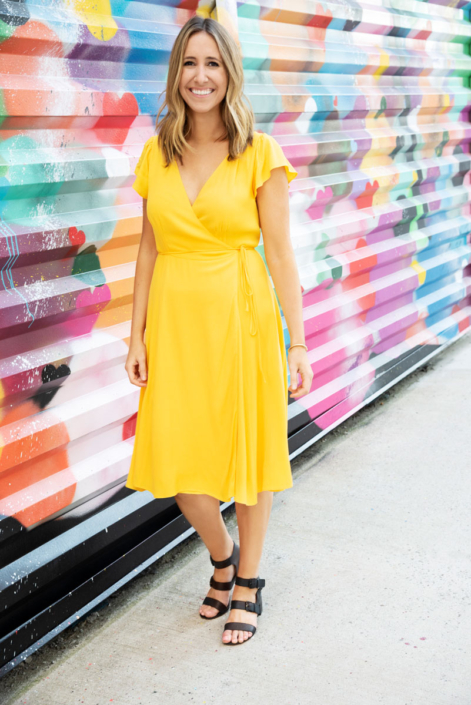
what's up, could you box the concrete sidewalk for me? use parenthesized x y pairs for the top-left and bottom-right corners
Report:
(3, 333), (471, 705)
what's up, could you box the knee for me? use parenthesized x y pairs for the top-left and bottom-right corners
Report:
(175, 492), (192, 505)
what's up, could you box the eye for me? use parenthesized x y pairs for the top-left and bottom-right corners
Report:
(183, 60), (195, 66)
(208, 61), (219, 67)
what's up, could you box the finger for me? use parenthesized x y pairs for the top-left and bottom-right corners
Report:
(288, 368), (307, 396)
(290, 388), (307, 398)
(129, 359), (146, 387)
(129, 360), (139, 382)
(138, 357), (147, 383)
(298, 371), (313, 394)
(288, 366), (299, 390)
(296, 378), (313, 396)
(289, 371), (312, 396)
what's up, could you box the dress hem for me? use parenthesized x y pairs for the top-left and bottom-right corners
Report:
(124, 481), (293, 507)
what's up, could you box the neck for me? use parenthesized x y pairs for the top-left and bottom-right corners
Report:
(187, 107), (226, 146)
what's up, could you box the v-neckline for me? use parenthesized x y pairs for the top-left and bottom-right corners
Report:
(174, 154), (229, 209)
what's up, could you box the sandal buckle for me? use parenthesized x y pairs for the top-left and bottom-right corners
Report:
(247, 578), (258, 589)
(245, 601), (256, 612)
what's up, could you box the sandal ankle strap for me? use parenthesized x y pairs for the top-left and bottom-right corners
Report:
(210, 555), (232, 569)
(235, 576), (265, 589)
(210, 541), (238, 569)
(230, 599), (262, 615)
(210, 575), (236, 591)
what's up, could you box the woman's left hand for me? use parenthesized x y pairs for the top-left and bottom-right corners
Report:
(288, 347), (313, 398)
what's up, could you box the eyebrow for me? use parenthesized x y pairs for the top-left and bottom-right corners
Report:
(184, 55), (220, 61)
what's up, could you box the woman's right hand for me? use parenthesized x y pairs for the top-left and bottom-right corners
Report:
(125, 339), (148, 387)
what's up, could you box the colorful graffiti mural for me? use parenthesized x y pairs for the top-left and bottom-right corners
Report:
(0, 0), (470, 672)
(237, 0), (471, 448)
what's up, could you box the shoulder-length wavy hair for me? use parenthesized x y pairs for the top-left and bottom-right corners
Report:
(155, 16), (254, 166)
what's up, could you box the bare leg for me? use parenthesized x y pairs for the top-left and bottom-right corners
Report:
(175, 493), (235, 618)
(222, 490), (273, 644)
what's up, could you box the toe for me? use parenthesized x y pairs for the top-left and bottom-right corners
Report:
(200, 605), (217, 618)
(232, 630), (239, 644)
(222, 630), (232, 643)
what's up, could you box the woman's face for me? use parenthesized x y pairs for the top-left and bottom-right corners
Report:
(178, 31), (228, 115)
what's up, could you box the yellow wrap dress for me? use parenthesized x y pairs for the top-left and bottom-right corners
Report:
(125, 131), (298, 506)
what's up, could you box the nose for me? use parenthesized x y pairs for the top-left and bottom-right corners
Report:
(194, 62), (208, 84)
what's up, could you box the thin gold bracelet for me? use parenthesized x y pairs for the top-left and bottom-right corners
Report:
(288, 343), (308, 352)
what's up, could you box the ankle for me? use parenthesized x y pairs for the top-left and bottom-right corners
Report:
(236, 567), (260, 581)
(232, 584), (257, 598)
(210, 537), (234, 563)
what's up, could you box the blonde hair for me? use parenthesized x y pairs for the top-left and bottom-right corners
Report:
(155, 16), (254, 166)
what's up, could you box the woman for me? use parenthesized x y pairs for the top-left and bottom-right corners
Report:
(124, 15), (313, 646)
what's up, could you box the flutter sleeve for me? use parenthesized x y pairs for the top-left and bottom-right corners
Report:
(253, 132), (298, 196)
(132, 136), (155, 199)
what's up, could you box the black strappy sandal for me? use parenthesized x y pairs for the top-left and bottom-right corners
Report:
(199, 541), (240, 620)
(223, 576), (265, 644)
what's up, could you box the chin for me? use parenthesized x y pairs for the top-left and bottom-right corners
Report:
(187, 100), (221, 113)
(194, 104), (220, 113)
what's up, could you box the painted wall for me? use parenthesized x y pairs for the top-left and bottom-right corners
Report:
(0, 0), (470, 669)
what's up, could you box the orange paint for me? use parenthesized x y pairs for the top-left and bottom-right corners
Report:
(0, 401), (74, 527)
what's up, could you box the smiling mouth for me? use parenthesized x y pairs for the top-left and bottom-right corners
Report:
(189, 88), (214, 96)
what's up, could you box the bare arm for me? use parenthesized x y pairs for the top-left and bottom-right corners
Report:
(125, 199), (158, 387)
(257, 168), (313, 398)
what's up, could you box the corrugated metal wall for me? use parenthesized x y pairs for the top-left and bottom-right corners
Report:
(1, 0), (470, 671)
(237, 0), (471, 453)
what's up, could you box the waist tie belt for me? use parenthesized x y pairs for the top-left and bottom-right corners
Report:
(158, 245), (267, 384)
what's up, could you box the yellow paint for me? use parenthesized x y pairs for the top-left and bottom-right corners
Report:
(440, 94), (450, 115)
(370, 171), (399, 206)
(411, 259), (426, 285)
(365, 113), (389, 131)
(67, 0), (118, 41)
(196, 0), (216, 19)
(372, 188), (389, 207)
(374, 50), (389, 78)
(360, 134), (395, 170)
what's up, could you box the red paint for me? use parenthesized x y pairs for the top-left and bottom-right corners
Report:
(348, 237), (378, 276)
(123, 412), (137, 442)
(343, 272), (375, 312)
(95, 93), (139, 144)
(355, 180), (380, 210)
(69, 226), (86, 246)
(307, 4), (333, 29)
